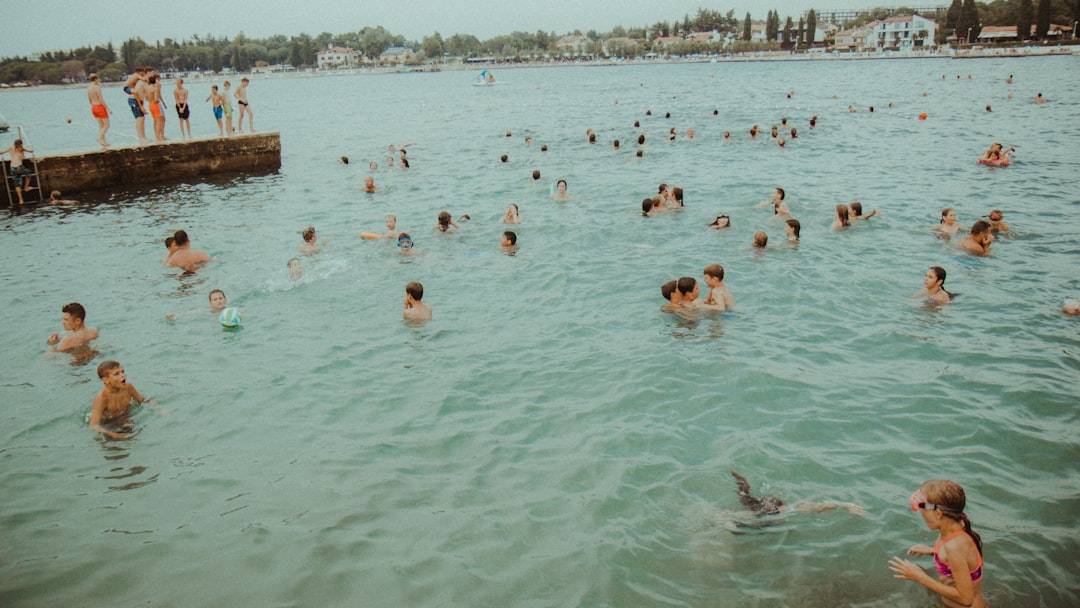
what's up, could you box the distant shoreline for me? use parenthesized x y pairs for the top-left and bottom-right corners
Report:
(1, 46), (1075, 94)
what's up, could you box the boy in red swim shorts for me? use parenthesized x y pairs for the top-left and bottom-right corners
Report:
(86, 73), (111, 148)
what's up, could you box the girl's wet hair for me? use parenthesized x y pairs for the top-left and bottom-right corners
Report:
(785, 219), (801, 238)
(732, 471), (784, 516)
(921, 480), (982, 555)
(940, 207), (953, 224)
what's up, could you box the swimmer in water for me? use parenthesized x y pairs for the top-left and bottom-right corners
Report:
(660, 280), (682, 312)
(914, 266), (953, 306)
(708, 214), (731, 230)
(702, 264), (735, 310)
(501, 230), (518, 254)
(89, 360), (158, 439)
(436, 211), (458, 233)
(1063, 299), (1080, 315)
(299, 226), (327, 255)
(849, 202), (879, 221)
(723, 471), (865, 529)
(166, 289), (229, 321)
(956, 221), (992, 256)
(287, 258), (302, 280)
(752, 231), (768, 248)
(397, 232), (414, 254)
(755, 187), (786, 212)
(832, 204), (851, 230)
(403, 281), (431, 321)
(362, 176), (379, 193)
(46, 302), (99, 353)
(932, 208), (965, 237)
(500, 203), (521, 224)
(785, 219), (800, 244)
(888, 480), (987, 608)
(986, 210), (1009, 234)
(550, 179), (572, 201)
(980, 142), (1013, 163)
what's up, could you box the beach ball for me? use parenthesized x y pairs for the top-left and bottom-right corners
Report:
(219, 307), (242, 327)
(918, 112), (928, 120)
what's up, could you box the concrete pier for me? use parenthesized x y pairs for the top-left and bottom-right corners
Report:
(34, 132), (280, 195)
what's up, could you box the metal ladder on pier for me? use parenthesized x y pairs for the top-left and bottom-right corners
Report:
(2, 127), (44, 206)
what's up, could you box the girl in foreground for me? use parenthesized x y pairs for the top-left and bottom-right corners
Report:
(889, 480), (986, 608)
(915, 266), (953, 305)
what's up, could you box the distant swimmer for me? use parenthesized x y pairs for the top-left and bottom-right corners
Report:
(931, 208), (966, 237)
(436, 211), (459, 233)
(755, 187), (786, 213)
(362, 176), (379, 193)
(47, 302), (99, 353)
(708, 214), (731, 230)
(915, 266), (954, 306)
(986, 209), (1009, 234)
(980, 142), (1013, 164)
(166, 289), (229, 320)
(956, 221), (992, 256)
(550, 179), (572, 201)
(1006, 74), (1013, 84)
(702, 264), (735, 310)
(89, 360), (158, 439)
(1034, 92), (1046, 104)
(299, 226), (327, 255)
(785, 219), (801, 244)
(1064, 299), (1080, 315)
(166, 230), (212, 268)
(641, 198), (661, 217)
(403, 282), (431, 321)
(501, 230), (518, 254)
(288, 258), (302, 280)
(49, 190), (78, 205)
(849, 202), (879, 221)
(500, 203), (521, 224)
(832, 204), (851, 230)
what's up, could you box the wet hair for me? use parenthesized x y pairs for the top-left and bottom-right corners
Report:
(173, 230), (190, 246)
(500, 155), (508, 163)
(661, 280), (677, 301)
(50, 190), (61, 200)
(458, 215), (470, 222)
(165, 236), (175, 249)
(849, 202), (864, 216)
(641, 198), (654, 216)
(502, 231), (517, 245)
(437, 211), (452, 228)
(385, 213), (396, 223)
(836, 204), (850, 227)
(988, 209), (1003, 221)
(920, 480), (982, 555)
(672, 187), (684, 206)
(775, 187), (785, 201)
(62, 302), (87, 321)
(588, 133), (596, 143)
(712, 109), (718, 116)
(505, 131), (512, 137)
(970, 220), (990, 235)
(148, 75), (158, 85)
(664, 112), (670, 118)
(703, 264), (724, 281)
(709, 214), (730, 227)
(401, 158), (410, 169)
(634, 120), (640, 128)
(532, 170), (540, 180)
(637, 134), (645, 145)
(405, 281), (424, 301)
(753, 231), (768, 247)
(809, 117), (817, 127)
(13, 139), (23, 149)
(302, 226), (317, 242)
(635, 150), (643, 158)
(540, 145), (548, 152)
(97, 360), (121, 379)
(208, 289), (225, 302)
(340, 156), (349, 164)
(790, 127), (798, 138)
(785, 219), (801, 238)
(613, 139), (620, 148)
(732, 471), (784, 516)
(676, 276), (696, 296)
(940, 207), (954, 224)
(556, 179), (567, 189)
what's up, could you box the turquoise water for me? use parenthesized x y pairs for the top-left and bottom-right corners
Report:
(1, 57), (1078, 607)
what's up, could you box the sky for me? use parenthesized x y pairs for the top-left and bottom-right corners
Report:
(0, 0), (860, 59)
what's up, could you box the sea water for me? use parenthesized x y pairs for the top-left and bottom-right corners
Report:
(1, 57), (1078, 607)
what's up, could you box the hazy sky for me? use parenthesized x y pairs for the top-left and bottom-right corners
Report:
(1, 0), (857, 59)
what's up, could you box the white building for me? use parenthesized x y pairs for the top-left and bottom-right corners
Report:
(317, 46), (359, 69)
(874, 15), (936, 50)
(834, 22), (880, 51)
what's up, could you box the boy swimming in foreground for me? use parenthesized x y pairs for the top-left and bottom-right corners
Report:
(403, 282), (431, 321)
(89, 360), (159, 439)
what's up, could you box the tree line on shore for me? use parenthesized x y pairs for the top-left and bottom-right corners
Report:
(1, 0), (1077, 85)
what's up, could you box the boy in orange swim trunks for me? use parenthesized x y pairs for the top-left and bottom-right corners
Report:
(147, 74), (165, 143)
(86, 73), (110, 148)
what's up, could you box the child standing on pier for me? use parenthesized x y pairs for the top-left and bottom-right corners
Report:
(206, 86), (224, 137)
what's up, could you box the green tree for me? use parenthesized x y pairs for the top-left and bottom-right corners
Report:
(782, 16), (793, 45)
(360, 26), (393, 62)
(289, 40), (302, 67)
(1015, 0), (1034, 40)
(962, 0), (982, 42)
(743, 12), (752, 41)
(1034, 0), (1051, 39)
(421, 32), (444, 60)
(806, 9), (818, 45)
(798, 17), (805, 44)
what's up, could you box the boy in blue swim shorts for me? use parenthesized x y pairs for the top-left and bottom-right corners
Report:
(205, 85), (224, 137)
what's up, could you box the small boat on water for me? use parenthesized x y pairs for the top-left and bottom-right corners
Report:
(470, 70), (497, 86)
(0, 110), (9, 132)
